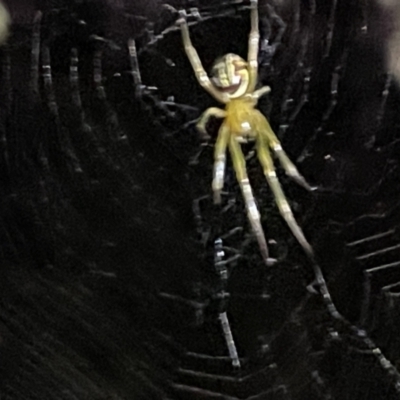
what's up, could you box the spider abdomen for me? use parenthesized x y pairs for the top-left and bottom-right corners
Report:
(225, 98), (266, 140)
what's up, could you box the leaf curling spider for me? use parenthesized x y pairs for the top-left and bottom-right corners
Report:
(177, 0), (315, 265)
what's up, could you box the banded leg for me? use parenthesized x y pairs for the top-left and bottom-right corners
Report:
(229, 135), (275, 265)
(256, 136), (313, 257)
(212, 124), (230, 204)
(247, 0), (260, 93)
(262, 119), (313, 191)
(251, 85), (271, 102)
(0, 2), (10, 46)
(178, 12), (228, 104)
(197, 107), (226, 138)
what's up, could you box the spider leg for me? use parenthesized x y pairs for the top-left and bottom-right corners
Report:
(0, 2), (10, 46)
(262, 119), (313, 191)
(197, 107), (226, 139)
(177, 12), (228, 104)
(212, 123), (230, 204)
(229, 135), (275, 265)
(247, 0), (260, 93)
(251, 85), (271, 102)
(256, 136), (314, 257)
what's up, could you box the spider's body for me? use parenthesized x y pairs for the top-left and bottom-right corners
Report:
(211, 54), (249, 98)
(225, 97), (264, 139)
(178, 0), (314, 263)
(209, 53), (268, 141)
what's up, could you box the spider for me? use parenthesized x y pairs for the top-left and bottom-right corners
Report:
(177, 0), (314, 264)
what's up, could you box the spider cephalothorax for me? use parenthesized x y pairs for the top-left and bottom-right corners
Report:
(178, 0), (313, 264)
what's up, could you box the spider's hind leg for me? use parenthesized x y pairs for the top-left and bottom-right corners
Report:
(256, 135), (314, 258)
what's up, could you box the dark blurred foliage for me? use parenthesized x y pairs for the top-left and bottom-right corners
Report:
(1, 0), (400, 399)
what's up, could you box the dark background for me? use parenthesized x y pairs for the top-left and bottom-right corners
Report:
(1, 0), (400, 399)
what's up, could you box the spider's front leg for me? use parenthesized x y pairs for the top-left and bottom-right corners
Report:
(249, 89), (312, 191)
(229, 135), (276, 265)
(256, 135), (314, 257)
(212, 123), (230, 204)
(261, 118), (314, 191)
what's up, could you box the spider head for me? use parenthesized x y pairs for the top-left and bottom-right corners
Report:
(211, 54), (249, 98)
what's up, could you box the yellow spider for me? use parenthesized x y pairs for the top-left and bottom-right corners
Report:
(178, 0), (314, 264)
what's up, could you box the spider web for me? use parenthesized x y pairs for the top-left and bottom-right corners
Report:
(1, 0), (400, 399)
